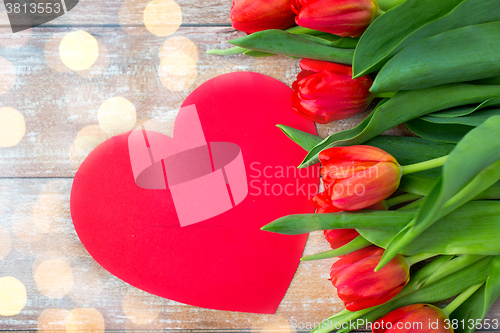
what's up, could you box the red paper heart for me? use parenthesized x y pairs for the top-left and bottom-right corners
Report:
(71, 72), (318, 314)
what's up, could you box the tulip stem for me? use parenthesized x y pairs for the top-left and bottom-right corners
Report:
(374, 92), (396, 98)
(386, 193), (422, 208)
(406, 253), (438, 266)
(400, 155), (448, 175)
(443, 283), (484, 315)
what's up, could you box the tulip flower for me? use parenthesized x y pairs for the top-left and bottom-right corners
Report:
(230, 0), (297, 34)
(291, 59), (374, 124)
(291, 0), (379, 38)
(372, 304), (453, 333)
(318, 145), (401, 211)
(330, 246), (410, 311)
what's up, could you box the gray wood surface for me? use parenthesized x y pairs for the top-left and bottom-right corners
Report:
(0, 0), (498, 331)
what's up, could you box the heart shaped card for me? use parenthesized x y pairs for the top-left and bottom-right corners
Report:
(70, 72), (319, 314)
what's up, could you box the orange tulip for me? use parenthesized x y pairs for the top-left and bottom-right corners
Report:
(330, 246), (410, 311)
(372, 304), (453, 333)
(318, 145), (401, 211)
(231, 0), (297, 34)
(291, 0), (379, 38)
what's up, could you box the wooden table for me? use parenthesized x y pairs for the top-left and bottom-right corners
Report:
(0, 0), (498, 331)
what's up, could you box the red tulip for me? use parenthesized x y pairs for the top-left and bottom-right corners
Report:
(230, 0), (297, 34)
(291, 59), (374, 124)
(372, 304), (453, 333)
(330, 246), (410, 311)
(323, 229), (360, 249)
(318, 145), (401, 211)
(291, 0), (379, 38)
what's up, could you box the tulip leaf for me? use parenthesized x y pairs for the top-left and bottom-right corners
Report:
(354, 0), (500, 78)
(229, 30), (354, 64)
(406, 119), (474, 143)
(371, 22), (500, 92)
(301, 235), (371, 261)
(300, 84), (500, 168)
(276, 125), (322, 152)
(429, 105), (478, 118)
(450, 257), (500, 333)
(243, 50), (273, 57)
(379, 116), (500, 269)
(353, 0), (462, 77)
(206, 46), (248, 56)
(360, 201), (500, 256)
(429, 97), (500, 118)
(263, 201), (500, 257)
(297, 33), (359, 49)
(406, 108), (500, 143)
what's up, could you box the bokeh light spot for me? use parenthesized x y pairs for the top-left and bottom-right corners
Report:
(159, 52), (197, 91)
(97, 97), (137, 136)
(34, 258), (73, 298)
(0, 107), (25, 148)
(0, 276), (27, 316)
(59, 31), (99, 71)
(143, 0), (182, 36)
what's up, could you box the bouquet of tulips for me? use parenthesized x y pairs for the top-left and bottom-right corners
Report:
(209, 0), (500, 332)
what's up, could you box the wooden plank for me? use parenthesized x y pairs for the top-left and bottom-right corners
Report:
(0, 26), (410, 178)
(0, 0), (233, 27)
(0, 177), (341, 330)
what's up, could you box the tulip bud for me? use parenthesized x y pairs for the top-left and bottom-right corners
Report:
(319, 145), (401, 211)
(330, 246), (410, 311)
(291, 0), (379, 38)
(372, 304), (453, 333)
(292, 59), (374, 124)
(230, 0), (297, 34)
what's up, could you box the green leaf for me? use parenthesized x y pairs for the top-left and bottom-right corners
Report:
(450, 256), (500, 333)
(360, 201), (500, 256)
(406, 119), (473, 143)
(243, 50), (274, 57)
(484, 256), (500, 314)
(430, 105), (478, 118)
(263, 201), (500, 256)
(430, 97), (500, 118)
(354, 0), (500, 78)
(229, 30), (354, 64)
(371, 21), (500, 92)
(298, 33), (359, 49)
(206, 46), (248, 56)
(301, 235), (371, 261)
(379, 116), (500, 269)
(421, 108), (500, 126)
(300, 84), (500, 168)
(276, 125), (322, 152)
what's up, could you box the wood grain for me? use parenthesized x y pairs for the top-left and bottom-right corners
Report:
(0, 0), (498, 330)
